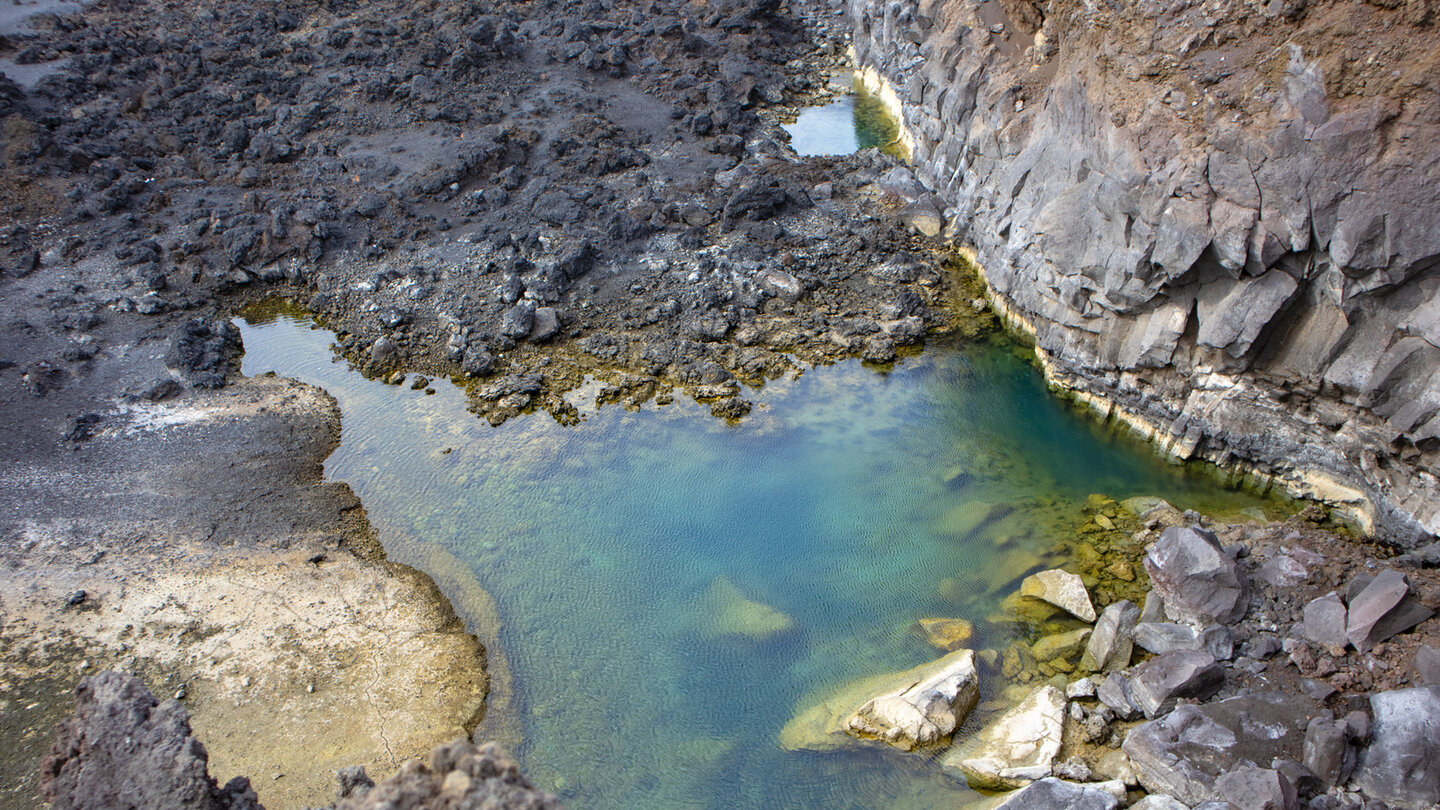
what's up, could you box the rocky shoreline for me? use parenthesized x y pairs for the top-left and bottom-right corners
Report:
(4, 0), (1440, 807)
(845, 0), (1440, 545)
(779, 497), (1440, 809)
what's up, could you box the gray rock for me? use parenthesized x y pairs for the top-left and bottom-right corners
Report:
(878, 166), (927, 202)
(1350, 686), (1440, 808)
(1200, 625), (1234, 660)
(1415, 645), (1440, 685)
(1128, 649), (1225, 718)
(1134, 622), (1199, 655)
(1128, 797), (1190, 810)
(988, 777), (1122, 810)
(528, 307), (560, 342)
(1096, 671), (1142, 721)
(1144, 527), (1250, 626)
(1303, 592), (1349, 650)
(461, 346), (495, 377)
(39, 671), (263, 810)
(1215, 766), (1298, 810)
(1081, 599), (1140, 672)
(1345, 569), (1434, 652)
(1303, 716), (1351, 789)
(334, 737), (558, 810)
(898, 199), (944, 237)
(1140, 591), (1166, 624)
(1257, 553), (1312, 588)
(1122, 692), (1317, 805)
(499, 300), (537, 339)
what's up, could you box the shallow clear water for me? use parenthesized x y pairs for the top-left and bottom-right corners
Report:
(238, 315), (1278, 809)
(784, 81), (903, 158)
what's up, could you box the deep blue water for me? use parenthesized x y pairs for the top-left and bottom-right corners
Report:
(237, 315), (1275, 810)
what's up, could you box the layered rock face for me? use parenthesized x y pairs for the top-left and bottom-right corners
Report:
(848, 0), (1440, 543)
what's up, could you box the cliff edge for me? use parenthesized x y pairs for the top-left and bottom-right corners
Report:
(849, 0), (1440, 543)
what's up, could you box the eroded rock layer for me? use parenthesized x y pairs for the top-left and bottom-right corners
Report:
(848, 0), (1440, 543)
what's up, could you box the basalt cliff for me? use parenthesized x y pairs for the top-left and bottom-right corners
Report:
(848, 0), (1440, 543)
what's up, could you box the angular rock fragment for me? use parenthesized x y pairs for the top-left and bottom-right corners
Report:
(942, 684), (1065, 789)
(988, 777), (1122, 810)
(1020, 568), (1097, 622)
(1350, 685), (1440, 808)
(1345, 569), (1433, 652)
(1127, 649), (1224, 718)
(1144, 527), (1249, 625)
(1302, 592), (1348, 650)
(1303, 716), (1352, 789)
(1122, 692), (1317, 805)
(1081, 599), (1139, 672)
(1134, 622), (1199, 655)
(1096, 671), (1143, 721)
(1215, 766), (1298, 810)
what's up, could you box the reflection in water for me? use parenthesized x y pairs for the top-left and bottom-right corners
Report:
(238, 312), (1280, 810)
(785, 78), (905, 158)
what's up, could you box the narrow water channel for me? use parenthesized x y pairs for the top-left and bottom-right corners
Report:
(237, 311), (1279, 810)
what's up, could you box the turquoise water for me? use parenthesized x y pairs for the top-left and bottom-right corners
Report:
(237, 315), (1277, 809)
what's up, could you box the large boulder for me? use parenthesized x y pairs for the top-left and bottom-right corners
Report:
(1345, 569), (1433, 653)
(1143, 527), (1250, 625)
(843, 649), (981, 750)
(988, 777), (1123, 810)
(779, 649), (978, 752)
(1020, 569), (1097, 622)
(1122, 692), (1317, 805)
(942, 684), (1066, 790)
(1350, 686), (1440, 808)
(1127, 649), (1225, 718)
(40, 671), (262, 810)
(1081, 599), (1139, 672)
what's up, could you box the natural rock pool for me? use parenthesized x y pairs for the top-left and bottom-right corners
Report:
(237, 310), (1283, 809)
(783, 78), (904, 157)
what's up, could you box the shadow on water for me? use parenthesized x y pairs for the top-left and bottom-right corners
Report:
(236, 306), (1285, 810)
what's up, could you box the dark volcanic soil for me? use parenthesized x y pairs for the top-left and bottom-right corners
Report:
(0, 0), (974, 425)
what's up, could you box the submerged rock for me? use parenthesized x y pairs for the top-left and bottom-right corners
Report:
(913, 617), (975, 651)
(942, 684), (1066, 790)
(843, 649), (981, 751)
(1020, 569), (1097, 622)
(699, 576), (795, 641)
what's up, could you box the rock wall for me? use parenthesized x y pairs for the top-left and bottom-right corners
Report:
(846, 0), (1440, 543)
